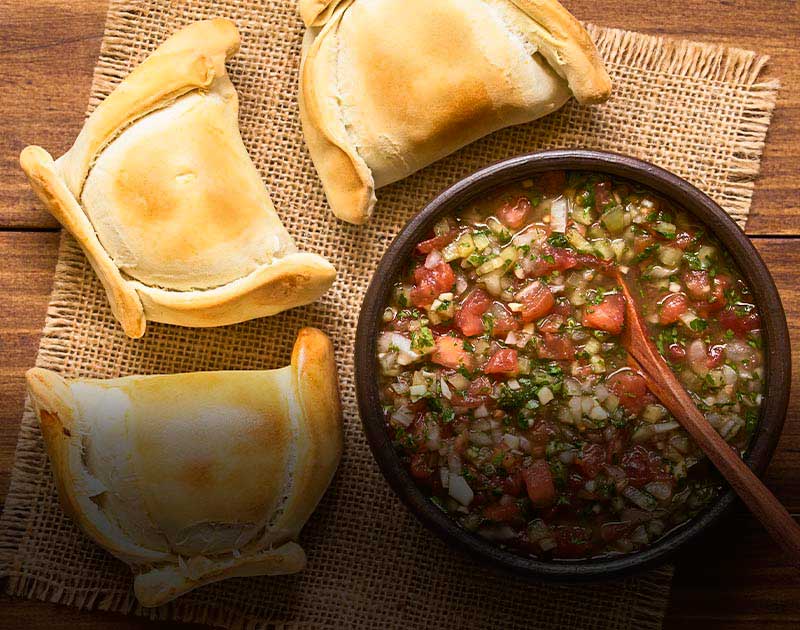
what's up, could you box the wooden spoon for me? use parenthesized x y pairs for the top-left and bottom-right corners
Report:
(613, 269), (800, 562)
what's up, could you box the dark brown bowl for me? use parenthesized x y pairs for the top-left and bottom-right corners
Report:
(355, 149), (791, 579)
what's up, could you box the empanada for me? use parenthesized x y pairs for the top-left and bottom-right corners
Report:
(298, 0), (612, 224)
(26, 327), (342, 607)
(20, 19), (336, 338)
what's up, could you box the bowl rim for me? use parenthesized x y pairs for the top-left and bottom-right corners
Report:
(355, 149), (791, 579)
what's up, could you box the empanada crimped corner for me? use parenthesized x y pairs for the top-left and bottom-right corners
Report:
(298, 0), (612, 225)
(26, 327), (343, 607)
(20, 18), (336, 338)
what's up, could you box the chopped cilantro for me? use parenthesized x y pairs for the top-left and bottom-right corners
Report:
(410, 326), (435, 351)
(689, 318), (709, 332)
(632, 243), (660, 264)
(684, 251), (710, 271)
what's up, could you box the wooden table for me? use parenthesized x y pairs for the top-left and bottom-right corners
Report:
(1, 0), (797, 627)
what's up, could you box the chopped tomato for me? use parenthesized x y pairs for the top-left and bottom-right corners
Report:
(583, 293), (626, 335)
(483, 501), (521, 523)
(518, 281), (555, 322)
(502, 471), (525, 496)
(607, 370), (651, 415)
(450, 376), (493, 409)
(538, 170), (567, 196)
(522, 460), (556, 507)
(553, 299), (573, 317)
(527, 246), (581, 277)
(720, 307), (761, 337)
(496, 197), (532, 229)
(634, 232), (655, 255)
(410, 262), (455, 307)
(552, 525), (593, 558)
(551, 247), (578, 271)
(658, 292), (688, 325)
(575, 444), (607, 479)
(416, 229), (458, 254)
(485, 348), (518, 374)
(675, 232), (693, 250)
(537, 313), (564, 333)
(454, 288), (491, 336)
(537, 333), (574, 360)
(683, 270), (712, 301)
(526, 419), (558, 448)
(576, 252), (614, 270)
(593, 180), (613, 211)
(488, 302), (519, 337)
(707, 344), (725, 368)
(667, 343), (686, 361)
(621, 446), (671, 488)
(697, 275), (730, 317)
(431, 336), (473, 370)
(409, 452), (435, 481)
(600, 521), (633, 543)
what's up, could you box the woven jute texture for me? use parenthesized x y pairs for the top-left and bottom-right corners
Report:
(1, 1), (779, 628)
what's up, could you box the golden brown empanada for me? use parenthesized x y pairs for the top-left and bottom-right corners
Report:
(26, 328), (342, 607)
(298, 0), (611, 224)
(20, 19), (336, 338)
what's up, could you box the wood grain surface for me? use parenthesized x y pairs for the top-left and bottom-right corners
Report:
(0, 0), (797, 628)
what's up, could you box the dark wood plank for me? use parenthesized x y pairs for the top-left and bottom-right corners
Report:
(0, 0), (108, 229)
(0, 231), (59, 499)
(0, 0), (797, 234)
(567, 0), (799, 236)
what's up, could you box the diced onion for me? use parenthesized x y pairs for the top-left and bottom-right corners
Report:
(424, 249), (443, 269)
(653, 421), (680, 434)
(642, 404), (667, 423)
(631, 525), (650, 544)
(645, 481), (673, 501)
(622, 486), (657, 511)
(649, 265), (678, 279)
(390, 406), (414, 427)
(550, 197), (568, 232)
(448, 372), (470, 391)
(474, 405), (489, 419)
(448, 474), (474, 506)
(502, 433), (520, 449)
(687, 339), (709, 376)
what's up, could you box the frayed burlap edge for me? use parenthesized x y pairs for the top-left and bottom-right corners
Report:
(0, 1), (777, 628)
(586, 24), (778, 228)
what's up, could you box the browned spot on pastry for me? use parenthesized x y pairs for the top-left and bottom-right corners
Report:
(180, 459), (216, 489)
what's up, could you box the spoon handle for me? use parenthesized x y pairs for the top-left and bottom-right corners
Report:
(613, 269), (800, 563)
(634, 359), (800, 562)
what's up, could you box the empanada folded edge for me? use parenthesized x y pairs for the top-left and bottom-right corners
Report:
(298, 0), (612, 225)
(21, 18), (338, 337)
(25, 327), (343, 607)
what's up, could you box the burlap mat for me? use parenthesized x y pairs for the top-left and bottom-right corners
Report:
(0, 1), (779, 628)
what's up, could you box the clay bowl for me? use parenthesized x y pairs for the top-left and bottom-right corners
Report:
(355, 149), (791, 579)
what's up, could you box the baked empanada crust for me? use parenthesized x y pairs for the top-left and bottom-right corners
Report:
(298, 0), (611, 224)
(27, 327), (343, 607)
(21, 19), (336, 338)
